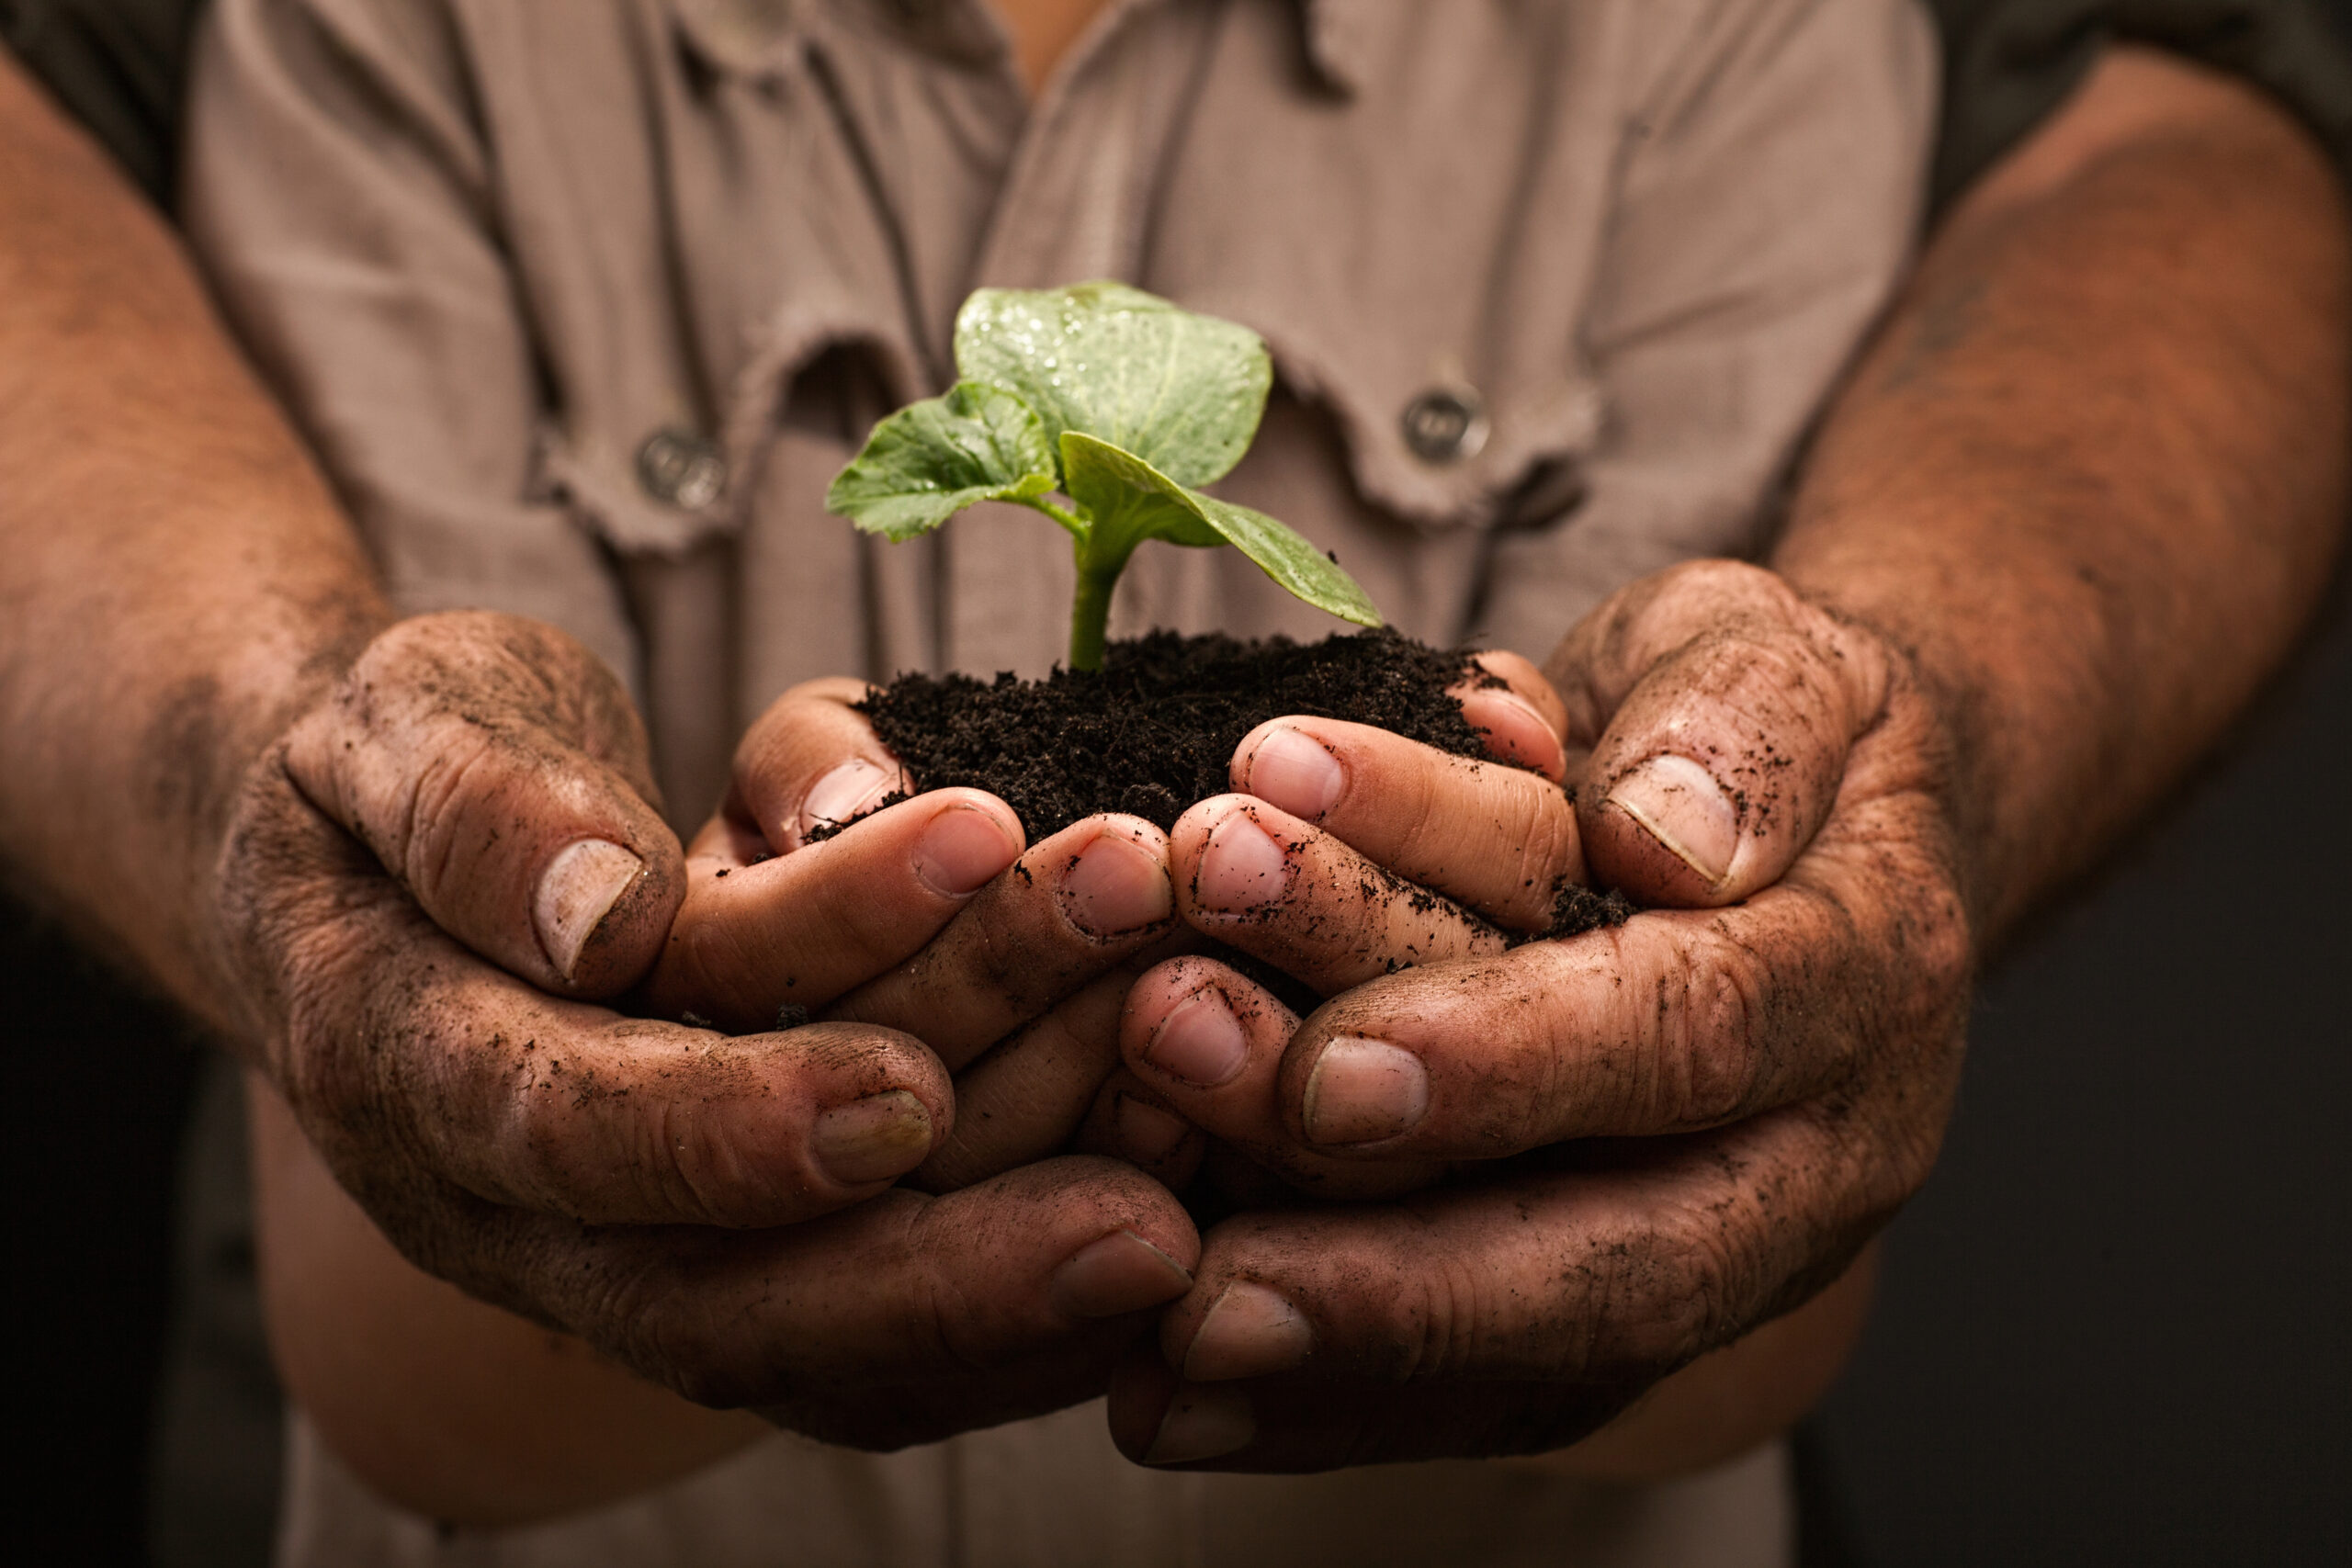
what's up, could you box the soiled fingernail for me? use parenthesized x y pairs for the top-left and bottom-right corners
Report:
(1605, 754), (1736, 886)
(1050, 1229), (1193, 1319)
(1144, 1384), (1256, 1465)
(1194, 810), (1290, 913)
(1244, 728), (1343, 820)
(1115, 1093), (1193, 1165)
(914, 805), (1021, 897)
(1182, 1282), (1315, 1382)
(1060, 830), (1173, 937)
(1460, 689), (1565, 774)
(797, 759), (895, 842)
(1303, 1037), (1430, 1145)
(533, 839), (644, 982)
(1144, 991), (1249, 1089)
(812, 1089), (933, 1184)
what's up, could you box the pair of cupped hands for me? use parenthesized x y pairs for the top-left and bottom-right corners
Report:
(215, 558), (1970, 1472)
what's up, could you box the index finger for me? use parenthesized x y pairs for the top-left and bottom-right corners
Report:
(469, 1157), (1201, 1430)
(1107, 1109), (1900, 1470)
(1257, 790), (1967, 1161)
(1227, 716), (1582, 930)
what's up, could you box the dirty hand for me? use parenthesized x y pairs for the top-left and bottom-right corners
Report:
(1106, 558), (1971, 1468)
(217, 611), (1198, 1445)
(642, 675), (1193, 1191)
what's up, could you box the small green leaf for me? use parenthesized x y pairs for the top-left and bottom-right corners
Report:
(1061, 432), (1382, 628)
(825, 380), (1057, 541)
(955, 283), (1272, 490)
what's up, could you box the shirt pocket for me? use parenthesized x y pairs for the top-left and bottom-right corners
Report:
(1239, 304), (1607, 539)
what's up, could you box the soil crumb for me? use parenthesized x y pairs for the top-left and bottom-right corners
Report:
(854, 628), (1501, 839)
(1524, 881), (1635, 944)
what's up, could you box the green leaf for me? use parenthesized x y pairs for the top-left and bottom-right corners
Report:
(954, 283), (1272, 490)
(1061, 432), (1383, 627)
(825, 380), (1057, 541)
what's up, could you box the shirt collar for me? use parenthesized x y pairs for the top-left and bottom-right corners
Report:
(671, 0), (1369, 92)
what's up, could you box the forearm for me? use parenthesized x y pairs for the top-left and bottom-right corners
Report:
(1779, 47), (2350, 942)
(245, 1078), (765, 1526)
(0, 54), (389, 1032)
(1517, 1242), (1878, 1483)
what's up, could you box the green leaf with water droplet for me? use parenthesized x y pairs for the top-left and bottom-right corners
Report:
(824, 379), (1057, 541)
(1060, 432), (1381, 628)
(827, 284), (1385, 669)
(953, 282), (1272, 489)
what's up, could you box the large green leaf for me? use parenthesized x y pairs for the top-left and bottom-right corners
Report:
(954, 283), (1272, 490)
(824, 379), (1057, 541)
(1061, 432), (1382, 627)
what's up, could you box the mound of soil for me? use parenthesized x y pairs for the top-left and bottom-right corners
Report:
(854, 628), (1632, 943)
(858, 628), (1484, 834)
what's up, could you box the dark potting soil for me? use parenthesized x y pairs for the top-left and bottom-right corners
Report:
(852, 628), (1634, 944)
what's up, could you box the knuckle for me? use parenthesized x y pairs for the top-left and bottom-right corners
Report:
(609, 1088), (764, 1226)
(1642, 935), (1768, 1130)
(599, 1270), (761, 1408)
(397, 728), (507, 897)
(1498, 791), (1581, 923)
(1419, 1247), (1518, 1380)
(1638, 1221), (1747, 1364)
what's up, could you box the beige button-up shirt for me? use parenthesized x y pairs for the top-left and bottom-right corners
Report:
(186, 0), (1932, 1562)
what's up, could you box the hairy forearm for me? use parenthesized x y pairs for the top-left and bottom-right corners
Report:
(0, 55), (389, 1032)
(1780, 47), (2350, 942)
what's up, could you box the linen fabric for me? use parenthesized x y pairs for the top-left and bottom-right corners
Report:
(185, 0), (1937, 825)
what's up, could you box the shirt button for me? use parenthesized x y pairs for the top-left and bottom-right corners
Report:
(1400, 386), (1487, 465)
(636, 429), (728, 510)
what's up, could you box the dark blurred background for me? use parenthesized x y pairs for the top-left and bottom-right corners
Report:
(1815, 576), (2352, 1565)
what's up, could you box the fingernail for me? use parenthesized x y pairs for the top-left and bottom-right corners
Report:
(914, 805), (1020, 897)
(1605, 754), (1736, 886)
(1144, 990), (1249, 1089)
(1244, 728), (1343, 820)
(1303, 1037), (1430, 1145)
(533, 839), (644, 982)
(798, 759), (894, 841)
(1144, 1384), (1256, 1465)
(1050, 1229), (1193, 1319)
(812, 1089), (934, 1184)
(1461, 689), (1564, 773)
(1182, 1282), (1315, 1382)
(1059, 830), (1173, 937)
(1194, 810), (1291, 913)
(1115, 1093), (1193, 1165)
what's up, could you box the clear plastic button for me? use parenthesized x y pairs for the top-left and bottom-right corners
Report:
(636, 429), (728, 510)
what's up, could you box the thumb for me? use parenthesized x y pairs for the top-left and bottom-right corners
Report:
(1553, 560), (1889, 908)
(281, 611), (685, 997)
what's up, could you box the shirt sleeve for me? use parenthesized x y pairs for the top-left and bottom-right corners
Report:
(177, 0), (641, 689)
(1473, 0), (1939, 650)
(1927, 0), (2352, 207)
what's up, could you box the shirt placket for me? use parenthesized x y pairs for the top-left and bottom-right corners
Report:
(933, 0), (1225, 674)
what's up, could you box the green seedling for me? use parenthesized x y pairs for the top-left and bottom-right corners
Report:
(826, 281), (1382, 671)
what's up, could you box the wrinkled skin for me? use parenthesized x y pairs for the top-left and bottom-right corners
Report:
(1102, 560), (1971, 1467)
(214, 612), (1204, 1446)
